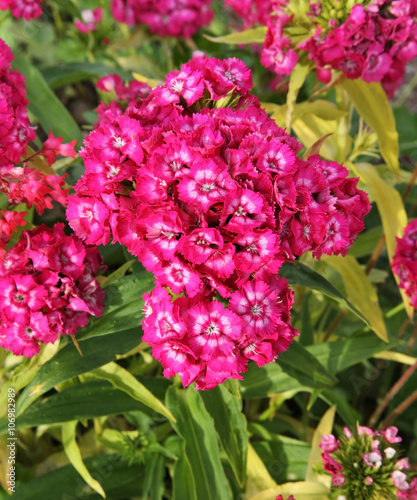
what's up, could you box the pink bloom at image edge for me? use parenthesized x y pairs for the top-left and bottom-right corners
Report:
(0, 0), (43, 20)
(0, 224), (105, 358)
(67, 57), (370, 390)
(393, 219), (417, 308)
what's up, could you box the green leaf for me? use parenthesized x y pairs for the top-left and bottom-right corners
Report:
(250, 433), (310, 485)
(240, 342), (336, 399)
(42, 63), (129, 89)
(12, 55), (83, 147)
(246, 443), (277, 497)
(142, 453), (165, 500)
(11, 453), (144, 500)
(15, 329), (141, 416)
(204, 27), (267, 45)
(200, 384), (248, 487)
(277, 342), (338, 389)
(279, 261), (369, 326)
(306, 406), (335, 485)
(306, 334), (399, 374)
(286, 62), (309, 131)
(349, 162), (412, 317)
(0, 380), (169, 434)
(166, 386), (232, 500)
(348, 226), (384, 258)
(322, 255), (388, 342)
(342, 80), (399, 176)
(173, 451), (198, 500)
(62, 421), (106, 498)
(248, 482), (329, 500)
(77, 273), (154, 341)
(89, 362), (175, 422)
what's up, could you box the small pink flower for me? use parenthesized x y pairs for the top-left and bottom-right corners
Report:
(332, 474), (346, 486)
(75, 7), (103, 34)
(392, 470), (410, 491)
(320, 435), (340, 453)
(363, 450), (382, 467)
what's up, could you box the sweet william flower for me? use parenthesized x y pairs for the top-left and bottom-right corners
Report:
(0, 0), (43, 20)
(67, 56), (370, 389)
(0, 224), (105, 358)
(321, 425), (415, 500)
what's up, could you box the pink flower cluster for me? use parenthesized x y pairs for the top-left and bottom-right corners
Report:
(0, 39), (35, 165)
(228, 0), (417, 98)
(392, 219), (417, 308)
(110, 0), (213, 38)
(0, 223), (105, 358)
(67, 57), (370, 389)
(0, 40), (75, 255)
(320, 425), (416, 499)
(225, 0), (283, 28)
(0, 0), (42, 20)
(299, 1), (417, 97)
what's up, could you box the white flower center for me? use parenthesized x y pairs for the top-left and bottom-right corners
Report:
(112, 136), (126, 148)
(171, 79), (185, 93)
(251, 303), (263, 316)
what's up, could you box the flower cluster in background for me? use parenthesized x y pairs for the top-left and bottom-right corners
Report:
(393, 219), (417, 308)
(320, 425), (417, 499)
(67, 56), (370, 389)
(0, 0), (43, 20)
(110, 0), (213, 38)
(0, 39), (75, 254)
(0, 39), (35, 165)
(227, 0), (417, 97)
(0, 223), (105, 358)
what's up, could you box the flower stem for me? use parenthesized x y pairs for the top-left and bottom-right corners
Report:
(381, 389), (417, 428)
(368, 359), (417, 427)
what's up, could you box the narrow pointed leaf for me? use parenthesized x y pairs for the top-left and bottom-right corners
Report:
(286, 62), (309, 131)
(89, 362), (175, 422)
(322, 255), (388, 341)
(200, 383), (248, 486)
(349, 162), (412, 317)
(342, 80), (399, 176)
(12, 55), (83, 147)
(204, 27), (267, 45)
(173, 451), (198, 500)
(306, 406), (335, 485)
(166, 386), (232, 500)
(249, 482), (329, 500)
(279, 261), (369, 326)
(246, 443), (277, 497)
(62, 421), (106, 498)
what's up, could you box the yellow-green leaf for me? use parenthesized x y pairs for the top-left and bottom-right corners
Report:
(249, 482), (329, 500)
(204, 27), (267, 45)
(292, 114), (341, 161)
(306, 405), (336, 486)
(373, 351), (416, 365)
(349, 161), (412, 318)
(286, 62), (309, 131)
(132, 72), (161, 88)
(62, 421), (106, 498)
(341, 80), (399, 176)
(246, 443), (277, 497)
(25, 146), (56, 176)
(89, 362), (175, 422)
(322, 255), (388, 342)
